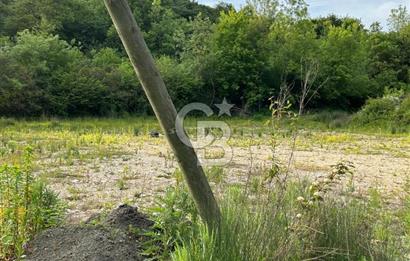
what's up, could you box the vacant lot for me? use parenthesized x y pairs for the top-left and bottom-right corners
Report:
(1, 117), (408, 223)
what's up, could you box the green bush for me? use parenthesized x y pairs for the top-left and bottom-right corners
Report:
(354, 96), (398, 124)
(0, 148), (65, 260)
(156, 56), (204, 110)
(0, 31), (83, 116)
(395, 95), (410, 126)
(0, 32), (149, 117)
(352, 92), (410, 132)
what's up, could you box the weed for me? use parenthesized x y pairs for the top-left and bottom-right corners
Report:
(116, 178), (128, 191)
(205, 166), (224, 185)
(0, 148), (65, 260)
(144, 184), (198, 259)
(67, 186), (83, 201)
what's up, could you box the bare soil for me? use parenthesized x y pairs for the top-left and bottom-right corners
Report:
(38, 132), (410, 222)
(25, 205), (153, 261)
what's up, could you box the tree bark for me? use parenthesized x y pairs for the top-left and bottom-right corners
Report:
(104, 0), (220, 227)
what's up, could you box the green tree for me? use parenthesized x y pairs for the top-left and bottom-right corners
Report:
(388, 5), (410, 32)
(145, 1), (190, 57)
(318, 21), (377, 108)
(268, 17), (323, 112)
(0, 48), (41, 116)
(58, 0), (111, 50)
(157, 56), (203, 109)
(2, 0), (75, 35)
(90, 48), (149, 115)
(369, 23), (409, 93)
(210, 7), (271, 110)
(0, 31), (82, 116)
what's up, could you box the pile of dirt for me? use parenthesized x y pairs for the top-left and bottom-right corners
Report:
(103, 204), (154, 231)
(25, 205), (154, 261)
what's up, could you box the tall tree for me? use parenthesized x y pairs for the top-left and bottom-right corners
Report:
(388, 5), (410, 32)
(211, 7), (270, 111)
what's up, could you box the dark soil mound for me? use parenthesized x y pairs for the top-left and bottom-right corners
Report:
(104, 204), (154, 230)
(25, 205), (153, 261)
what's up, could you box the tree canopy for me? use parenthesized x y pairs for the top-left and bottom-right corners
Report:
(0, 0), (409, 117)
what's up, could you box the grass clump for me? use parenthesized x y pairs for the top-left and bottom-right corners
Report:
(148, 170), (406, 261)
(172, 187), (404, 260)
(0, 147), (65, 260)
(144, 184), (199, 259)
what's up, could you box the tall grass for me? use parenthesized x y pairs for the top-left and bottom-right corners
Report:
(148, 176), (407, 261)
(0, 147), (64, 260)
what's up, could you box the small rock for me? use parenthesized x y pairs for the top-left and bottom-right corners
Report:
(150, 130), (160, 138)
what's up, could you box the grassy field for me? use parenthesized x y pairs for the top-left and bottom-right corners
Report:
(0, 115), (409, 259)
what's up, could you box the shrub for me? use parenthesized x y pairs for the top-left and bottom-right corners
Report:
(0, 31), (83, 116)
(352, 91), (410, 132)
(353, 96), (398, 124)
(0, 32), (149, 117)
(395, 95), (410, 126)
(0, 148), (64, 260)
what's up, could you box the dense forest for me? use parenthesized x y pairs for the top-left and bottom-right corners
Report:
(0, 0), (409, 117)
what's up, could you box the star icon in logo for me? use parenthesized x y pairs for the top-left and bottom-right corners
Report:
(215, 98), (234, 116)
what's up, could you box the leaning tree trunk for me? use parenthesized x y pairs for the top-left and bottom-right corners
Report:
(103, 0), (221, 227)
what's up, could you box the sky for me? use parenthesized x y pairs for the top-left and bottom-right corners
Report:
(198, 0), (410, 29)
